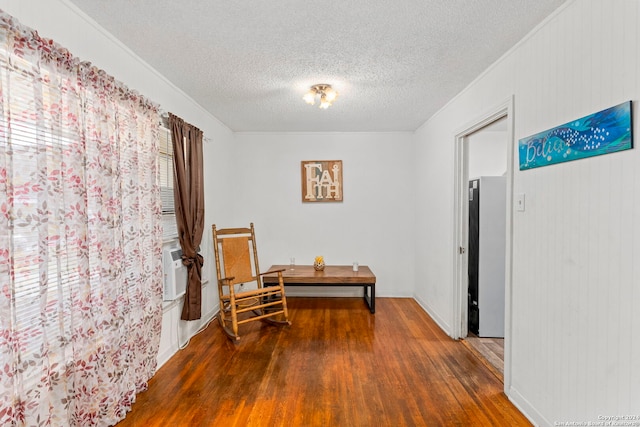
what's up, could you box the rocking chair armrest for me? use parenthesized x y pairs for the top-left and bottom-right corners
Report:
(219, 276), (236, 285)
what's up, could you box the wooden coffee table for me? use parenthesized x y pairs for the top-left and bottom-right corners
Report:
(262, 265), (376, 313)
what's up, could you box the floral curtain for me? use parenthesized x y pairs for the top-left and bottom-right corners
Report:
(0, 10), (163, 426)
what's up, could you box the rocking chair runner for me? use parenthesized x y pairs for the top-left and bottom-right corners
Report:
(212, 223), (290, 340)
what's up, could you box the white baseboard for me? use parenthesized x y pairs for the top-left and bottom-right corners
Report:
(508, 386), (548, 426)
(412, 294), (452, 337)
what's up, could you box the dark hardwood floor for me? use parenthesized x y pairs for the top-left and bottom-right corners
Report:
(116, 297), (530, 426)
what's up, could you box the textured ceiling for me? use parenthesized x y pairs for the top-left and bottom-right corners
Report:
(67, 0), (565, 132)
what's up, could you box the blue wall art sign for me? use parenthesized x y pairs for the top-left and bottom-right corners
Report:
(518, 101), (633, 170)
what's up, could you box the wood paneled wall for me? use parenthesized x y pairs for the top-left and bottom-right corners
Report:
(415, 0), (640, 424)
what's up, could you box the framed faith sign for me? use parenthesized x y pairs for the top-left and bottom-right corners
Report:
(301, 160), (343, 202)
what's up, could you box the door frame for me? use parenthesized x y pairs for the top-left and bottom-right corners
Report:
(452, 95), (514, 392)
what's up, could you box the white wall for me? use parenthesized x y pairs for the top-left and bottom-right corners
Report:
(0, 0), (236, 368)
(414, 0), (640, 424)
(232, 132), (416, 297)
(468, 129), (507, 178)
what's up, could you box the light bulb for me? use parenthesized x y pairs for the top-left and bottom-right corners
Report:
(303, 91), (316, 105)
(324, 88), (338, 102)
(319, 98), (331, 109)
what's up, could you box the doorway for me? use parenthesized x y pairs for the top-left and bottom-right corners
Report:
(465, 119), (507, 377)
(452, 97), (514, 392)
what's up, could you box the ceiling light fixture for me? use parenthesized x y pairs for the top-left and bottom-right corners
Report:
(303, 84), (338, 109)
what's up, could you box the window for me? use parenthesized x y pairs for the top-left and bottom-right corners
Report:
(159, 126), (177, 240)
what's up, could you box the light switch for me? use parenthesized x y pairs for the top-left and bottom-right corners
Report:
(516, 193), (525, 212)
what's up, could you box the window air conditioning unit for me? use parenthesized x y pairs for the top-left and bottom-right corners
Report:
(163, 246), (187, 301)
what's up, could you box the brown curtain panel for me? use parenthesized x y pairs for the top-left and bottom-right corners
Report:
(169, 113), (205, 320)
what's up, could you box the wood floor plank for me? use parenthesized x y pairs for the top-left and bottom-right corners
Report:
(463, 335), (505, 378)
(115, 298), (530, 426)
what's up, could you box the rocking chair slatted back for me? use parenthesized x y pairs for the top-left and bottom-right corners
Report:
(221, 236), (254, 285)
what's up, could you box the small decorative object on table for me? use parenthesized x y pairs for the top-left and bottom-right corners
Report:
(314, 256), (325, 271)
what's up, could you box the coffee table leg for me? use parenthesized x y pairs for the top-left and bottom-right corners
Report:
(363, 283), (375, 314)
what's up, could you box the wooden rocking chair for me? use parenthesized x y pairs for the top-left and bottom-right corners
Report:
(212, 223), (290, 341)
